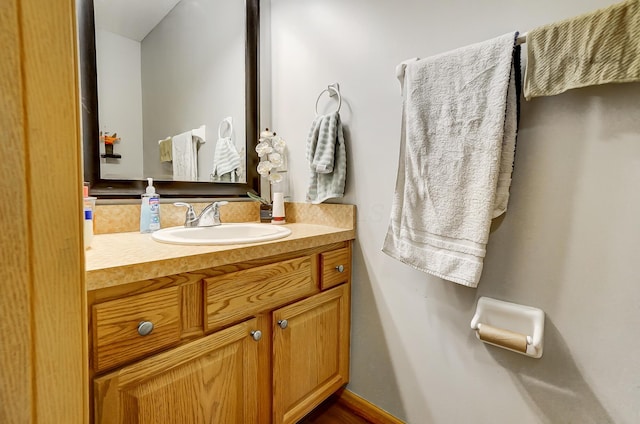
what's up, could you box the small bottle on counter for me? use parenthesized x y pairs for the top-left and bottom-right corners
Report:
(140, 178), (161, 233)
(271, 192), (286, 224)
(260, 203), (273, 223)
(83, 183), (96, 249)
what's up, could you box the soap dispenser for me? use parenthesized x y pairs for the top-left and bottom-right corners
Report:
(140, 178), (160, 233)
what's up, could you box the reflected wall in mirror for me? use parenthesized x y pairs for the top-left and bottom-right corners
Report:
(79, 0), (260, 197)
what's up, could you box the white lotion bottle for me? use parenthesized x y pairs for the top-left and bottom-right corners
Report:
(271, 192), (286, 224)
(140, 178), (161, 233)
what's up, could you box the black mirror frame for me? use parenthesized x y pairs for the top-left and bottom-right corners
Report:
(78, 0), (260, 199)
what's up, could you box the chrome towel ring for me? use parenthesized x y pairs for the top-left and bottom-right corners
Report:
(315, 83), (342, 116)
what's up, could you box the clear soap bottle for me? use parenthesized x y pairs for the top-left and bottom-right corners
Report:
(140, 178), (161, 233)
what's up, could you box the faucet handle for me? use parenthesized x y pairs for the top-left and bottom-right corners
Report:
(174, 202), (197, 226)
(208, 201), (229, 226)
(212, 201), (229, 209)
(211, 201), (229, 219)
(194, 201), (229, 227)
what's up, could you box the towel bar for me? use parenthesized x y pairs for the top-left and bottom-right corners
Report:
(516, 32), (527, 45)
(158, 125), (207, 144)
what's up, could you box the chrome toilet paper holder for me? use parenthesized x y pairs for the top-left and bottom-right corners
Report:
(470, 297), (545, 359)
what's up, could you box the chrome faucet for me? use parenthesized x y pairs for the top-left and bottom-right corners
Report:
(174, 201), (229, 227)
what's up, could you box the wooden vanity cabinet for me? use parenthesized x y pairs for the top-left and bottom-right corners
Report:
(273, 283), (350, 424)
(94, 318), (261, 424)
(89, 241), (352, 424)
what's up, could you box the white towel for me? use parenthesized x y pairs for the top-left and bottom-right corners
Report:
(306, 111), (347, 204)
(172, 130), (198, 181)
(211, 117), (241, 182)
(382, 32), (520, 288)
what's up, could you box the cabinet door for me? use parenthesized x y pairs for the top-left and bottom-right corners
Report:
(272, 284), (351, 424)
(94, 318), (262, 424)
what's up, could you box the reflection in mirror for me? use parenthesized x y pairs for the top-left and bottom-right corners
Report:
(78, 0), (259, 197)
(95, 0), (245, 183)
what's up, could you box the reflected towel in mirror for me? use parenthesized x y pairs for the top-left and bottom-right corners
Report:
(159, 137), (172, 162)
(211, 117), (241, 182)
(172, 130), (198, 181)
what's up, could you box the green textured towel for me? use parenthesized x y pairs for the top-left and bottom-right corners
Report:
(159, 137), (172, 162)
(306, 112), (347, 204)
(524, 0), (640, 100)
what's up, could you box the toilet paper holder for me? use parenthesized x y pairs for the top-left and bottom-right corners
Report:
(470, 297), (545, 359)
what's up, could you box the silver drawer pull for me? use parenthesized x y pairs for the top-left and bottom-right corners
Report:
(277, 319), (288, 329)
(137, 321), (154, 336)
(335, 265), (345, 273)
(250, 330), (262, 341)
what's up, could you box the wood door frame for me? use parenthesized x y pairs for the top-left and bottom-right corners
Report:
(1, 0), (88, 422)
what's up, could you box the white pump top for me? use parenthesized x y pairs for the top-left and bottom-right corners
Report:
(145, 177), (156, 195)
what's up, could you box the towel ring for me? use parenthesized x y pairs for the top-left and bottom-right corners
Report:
(218, 117), (233, 139)
(315, 83), (342, 116)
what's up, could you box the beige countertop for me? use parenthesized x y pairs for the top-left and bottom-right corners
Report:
(85, 223), (355, 291)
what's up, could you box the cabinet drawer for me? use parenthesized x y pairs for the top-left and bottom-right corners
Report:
(320, 247), (351, 290)
(92, 286), (181, 372)
(205, 256), (317, 332)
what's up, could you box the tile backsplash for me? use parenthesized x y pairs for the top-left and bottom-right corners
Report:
(94, 201), (355, 234)
(94, 201), (258, 234)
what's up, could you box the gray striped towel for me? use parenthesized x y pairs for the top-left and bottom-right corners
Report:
(211, 117), (241, 181)
(212, 137), (240, 180)
(306, 111), (347, 204)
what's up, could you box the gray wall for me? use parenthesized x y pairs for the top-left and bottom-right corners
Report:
(96, 30), (144, 180)
(141, 0), (246, 182)
(268, 0), (640, 423)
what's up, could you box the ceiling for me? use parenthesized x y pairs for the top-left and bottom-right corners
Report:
(93, 0), (182, 42)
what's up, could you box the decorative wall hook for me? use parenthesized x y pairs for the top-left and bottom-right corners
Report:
(100, 131), (122, 159)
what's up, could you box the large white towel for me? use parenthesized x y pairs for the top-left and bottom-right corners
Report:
(382, 32), (520, 288)
(306, 111), (347, 204)
(172, 130), (198, 181)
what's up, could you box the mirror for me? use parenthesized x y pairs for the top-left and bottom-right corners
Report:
(78, 0), (260, 198)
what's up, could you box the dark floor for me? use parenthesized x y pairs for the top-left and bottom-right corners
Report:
(297, 395), (371, 424)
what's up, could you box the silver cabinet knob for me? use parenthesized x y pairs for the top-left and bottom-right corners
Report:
(335, 265), (345, 273)
(278, 319), (288, 329)
(137, 321), (154, 336)
(250, 330), (262, 341)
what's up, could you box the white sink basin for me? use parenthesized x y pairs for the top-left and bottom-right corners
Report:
(151, 223), (292, 245)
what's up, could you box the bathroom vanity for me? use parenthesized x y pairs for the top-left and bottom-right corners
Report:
(85, 207), (355, 424)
